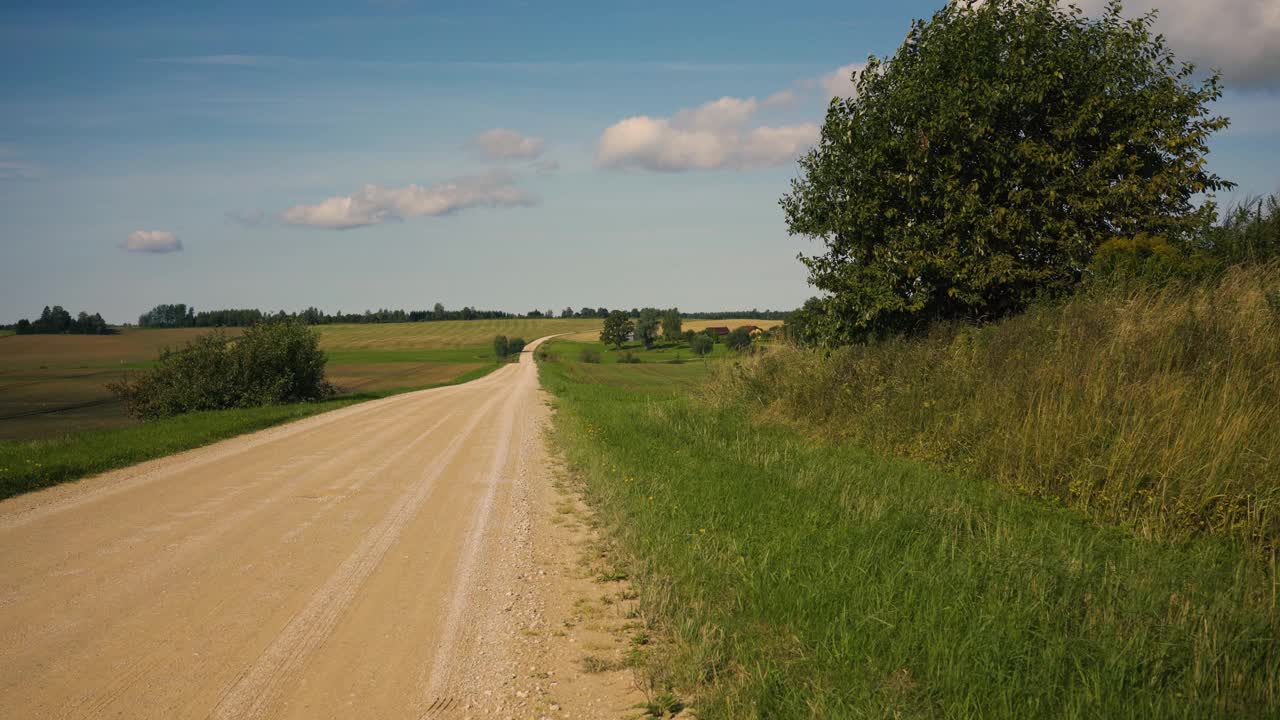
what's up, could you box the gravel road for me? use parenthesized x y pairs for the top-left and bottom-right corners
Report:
(0, 335), (615, 719)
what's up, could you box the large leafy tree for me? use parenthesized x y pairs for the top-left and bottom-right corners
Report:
(782, 0), (1231, 344)
(600, 310), (635, 350)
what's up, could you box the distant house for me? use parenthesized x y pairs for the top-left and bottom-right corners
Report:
(705, 326), (731, 337)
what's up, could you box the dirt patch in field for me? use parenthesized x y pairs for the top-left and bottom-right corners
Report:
(0, 369), (134, 440)
(0, 329), (238, 371)
(326, 362), (487, 393)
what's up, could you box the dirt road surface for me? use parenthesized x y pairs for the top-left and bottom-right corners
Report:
(0, 336), (640, 719)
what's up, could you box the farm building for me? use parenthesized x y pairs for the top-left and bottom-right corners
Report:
(705, 326), (731, 337)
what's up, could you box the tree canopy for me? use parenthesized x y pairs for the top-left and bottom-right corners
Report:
(600, 311), (635, 349)
(635, 309), (660, 349)
(782, 0), (1231, 344)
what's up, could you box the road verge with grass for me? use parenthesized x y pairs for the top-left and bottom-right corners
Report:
(538, 351), (1278, 718)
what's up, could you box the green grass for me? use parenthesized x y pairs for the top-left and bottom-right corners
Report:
(542, 338), (733, 364)
(721, 262), (1280, 549)
(0, 362), (503, 500)
(540, 357), (1280, 718)
(0, 329), (14, 338)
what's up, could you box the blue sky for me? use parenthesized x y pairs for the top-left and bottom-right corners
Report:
(2, 0), (1277, 323)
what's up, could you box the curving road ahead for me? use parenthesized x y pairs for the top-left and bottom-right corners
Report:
(0, 336), (557, 719)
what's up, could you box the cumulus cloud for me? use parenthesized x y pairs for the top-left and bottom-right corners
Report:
(819, 63), (866, 99)
(596, 96), (818, 172)
(226, 208), (266, 227)
(1071, 0), (1280, 90)
(474, 128), (545, 160)
(282, 171), (536, 229)
(122, 230), (182, 253)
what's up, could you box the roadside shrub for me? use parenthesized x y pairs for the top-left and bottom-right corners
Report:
(579, 348), (602, 363)
(717, 262), (1280, 549)
(108, 321), (333, 420)
(507, 337), (527, 355)
(493, 334), (509, 359)
(1090, 233), (1212, 282)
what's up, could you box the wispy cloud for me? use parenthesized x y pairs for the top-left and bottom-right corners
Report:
(226, 208), (266, 228)
(473, 128), (545, 160)
(121, 230), (182, 254)
(0, 147), (44, 180)
(147, 54), (286, 67)
(282, 170), (536, 229)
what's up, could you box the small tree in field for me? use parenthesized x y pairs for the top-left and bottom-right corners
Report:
(783, 0), (1232, 345)
(661, 308), (683, 343)
(726, 327), (753, 352)
(600, 311), (634, 350)
(690, 333), (714, 359)
(507, 337), (526, 355)
(493, 335), (509, 359)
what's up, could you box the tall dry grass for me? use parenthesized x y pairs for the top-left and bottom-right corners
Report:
(720, 262), (1280, 548)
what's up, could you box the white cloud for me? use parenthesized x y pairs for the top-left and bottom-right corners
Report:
(1071, 0), (1280, 90)
(282, 171), (536, 229)
(122, 230), (182, 253)
(762, 89), (799, 108)
(474, 128), (545, 160)
(596, 95), (818, 172)
(819, 63), (865, 99)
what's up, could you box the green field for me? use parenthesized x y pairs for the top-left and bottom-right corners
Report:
(0, 318), (598, 440)
(539, 353), (1279, 718)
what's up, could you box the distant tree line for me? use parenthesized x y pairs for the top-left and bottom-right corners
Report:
(128, 302), (796, 328)
(550, 307), (792, 320)
(678, 309), (791, 320)
(12, 305), (112, 335)
(4, 302), (799, 333)
(136, 302), (519, 328)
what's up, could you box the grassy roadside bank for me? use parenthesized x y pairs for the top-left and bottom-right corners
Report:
(539, 355), (1279, 718)
(721, 263), (1280, 550)
(0, 362), (502, 501)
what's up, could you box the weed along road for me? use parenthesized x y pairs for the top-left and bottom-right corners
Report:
(0, 336), (560, 719)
